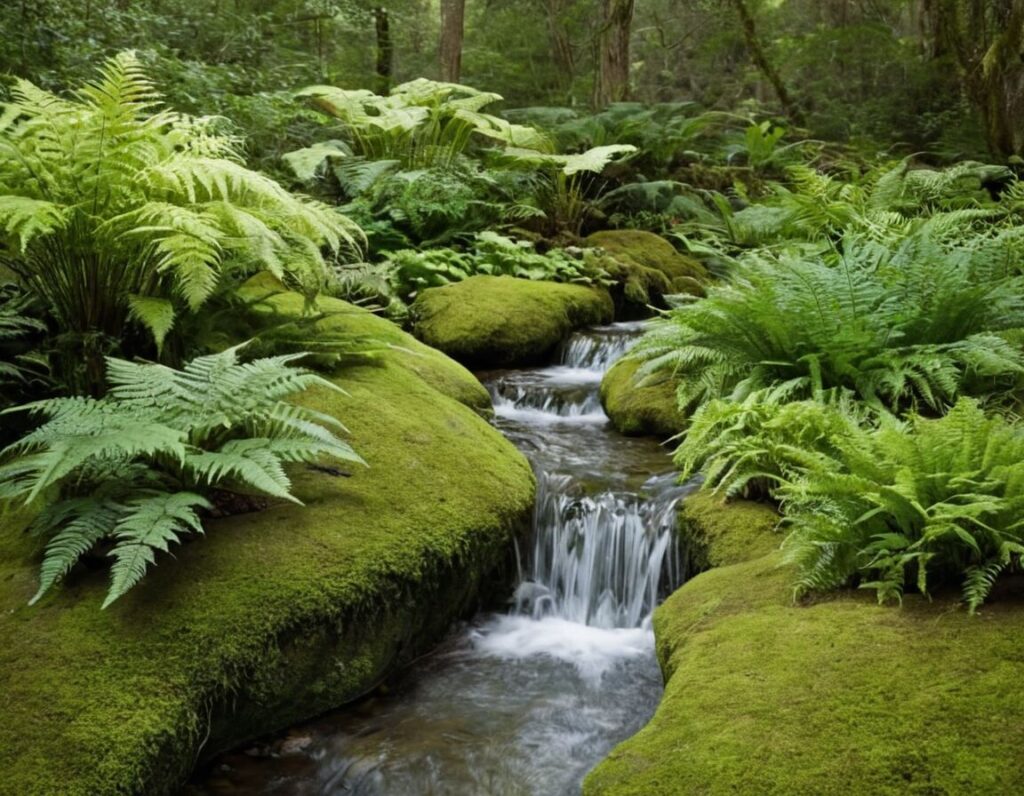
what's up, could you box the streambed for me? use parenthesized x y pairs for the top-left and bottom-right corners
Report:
(189, 323), (691, 795)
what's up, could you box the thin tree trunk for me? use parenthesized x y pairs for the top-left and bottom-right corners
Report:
(374, 7), (394, 93)
(729, 0), (804, 124)
(545, 0), (575, 91)
(439, 0), (465, 82)
(594, 0), (635, 107)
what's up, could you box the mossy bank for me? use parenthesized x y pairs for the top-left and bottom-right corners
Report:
(0, 285), (536, 796)
(411, 274), (613, 368)
(599, 358), (684, 438)
(585, 492), (1024, 795)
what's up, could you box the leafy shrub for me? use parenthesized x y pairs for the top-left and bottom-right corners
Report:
(505, 102), (738, 173)
(383, 233), (608, 298)
(778, 399), (1024, 613)
(633, 230), (1024, 414)
(341, 164), (542, 251)
(0, 345), (362, 608)
(0, 51), (360, 391)
(291, 78), (550, 171)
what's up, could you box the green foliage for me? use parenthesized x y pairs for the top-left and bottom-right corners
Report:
(0, 52), (360, 390)
(677, 394), (1024, 611)
(341, 164), (541, 251)
(674, 387), (866, 500)
(384, 233), (608, 298)
(634, 229), (1024, 415)
(505, 102), (738, 172)
(0, 345), (362, 608)
(722, 121), (821, 171)
(0, 282), (47, 405)
(293, 79), (550, 171)
(777, 400), (1024, 613)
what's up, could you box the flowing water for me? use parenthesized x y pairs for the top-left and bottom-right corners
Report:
(189, 322), (692, 796)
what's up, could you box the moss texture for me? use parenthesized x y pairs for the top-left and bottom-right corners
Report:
(410, 275), (614, 368)
(585, 493), (1024, 796)
(0, 285), (536, 796)
(599, 358), (685, 438)
(587, 230), (708, 314)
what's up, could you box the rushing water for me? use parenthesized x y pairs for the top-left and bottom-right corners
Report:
(189, 321), (691, 796)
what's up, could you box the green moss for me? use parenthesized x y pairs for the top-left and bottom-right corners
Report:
(587, 230), (708, 313)
(0, 288), (536, 795)
(410, 275), (614, 368)
(585, 496), (1024, 796)
(599, 358), (686, 438)
(239, 273), (492, 414)
(677, 491), (780, 570)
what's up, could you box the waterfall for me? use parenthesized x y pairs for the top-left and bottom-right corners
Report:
(513, 472), (691, 628)
(491, 322), (688, 631)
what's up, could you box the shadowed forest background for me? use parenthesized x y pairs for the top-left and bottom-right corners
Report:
(4, 1), (1021, 164)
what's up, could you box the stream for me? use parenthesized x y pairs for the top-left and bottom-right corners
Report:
(189, 321), (692, 795)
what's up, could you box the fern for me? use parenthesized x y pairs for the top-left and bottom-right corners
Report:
(294, 78), (550, 171)
(0, 52), (362, 391)
(631, 227), (1024, 416)
(0, 345), (363, 607)
(774, 400), (1024, 613)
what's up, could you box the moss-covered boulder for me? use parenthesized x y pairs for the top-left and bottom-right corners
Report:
(411, 275), (614, 369)
(0, 285), (535, 796)
(585, 492), (1024, 796)
(587, 230), (708, 313)
(599, 358), (685, 438)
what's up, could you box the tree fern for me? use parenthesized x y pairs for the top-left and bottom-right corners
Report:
(0, 345), (363, 607)
(0, 51), (362, 391)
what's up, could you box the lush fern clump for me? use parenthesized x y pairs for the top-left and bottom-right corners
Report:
(633, 229), (1024, 414)
(675, 387), (867, 499)
(776, 400), (1024, 613)
(679, 395), (1024, 611)
(0, 346), (362, 608)
(340, 164), (542, 251)
(0, 51), (360, 390)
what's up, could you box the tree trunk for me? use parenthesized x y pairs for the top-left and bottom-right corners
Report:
(928, 0), (1024, 156)
(730, 0), (804, 125)
(374, 7), (393, 93)
(439, 0), (465, 83)
(545, 0), (575, 90)
(594, 0), (635, 107)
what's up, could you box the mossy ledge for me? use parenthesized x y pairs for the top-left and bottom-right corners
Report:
(0, 285), (536, 796)
(585, 491), (1024, 795)
(410, 275), (614, 369)
(599, 358), (685, 438)
(586, 230), (708, 315)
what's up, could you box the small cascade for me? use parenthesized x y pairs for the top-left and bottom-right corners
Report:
(558, 321), (646, 372)
(488, 320), (687, 632)
(513, 472), (692, 628)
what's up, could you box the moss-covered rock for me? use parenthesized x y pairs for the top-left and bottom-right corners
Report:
(585, 493), (1024, 796)
(410, 275), (614, 369)
(587, 230), (708, 314)
(0, 286), (535, 796)
(599, 358), (685, 438)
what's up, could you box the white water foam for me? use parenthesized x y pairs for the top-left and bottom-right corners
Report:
(469, 615), (653, 685)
